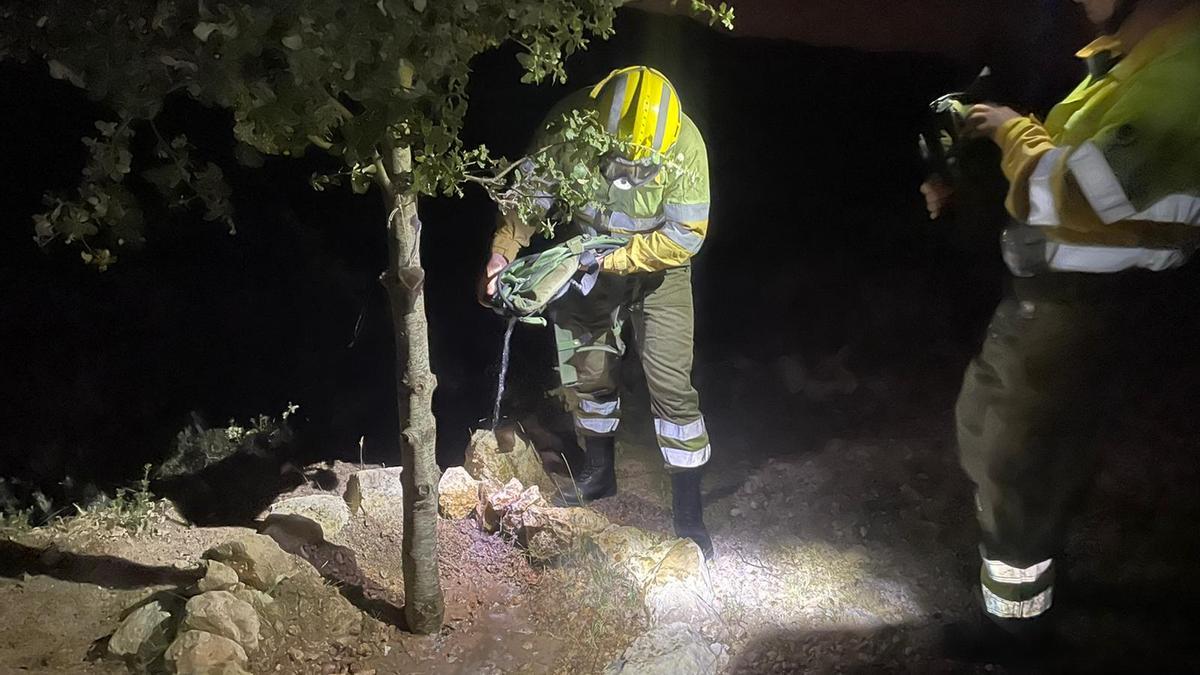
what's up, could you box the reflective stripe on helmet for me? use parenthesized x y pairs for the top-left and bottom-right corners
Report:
(589, 66), (682, 160)
(652, 79), (672, 153)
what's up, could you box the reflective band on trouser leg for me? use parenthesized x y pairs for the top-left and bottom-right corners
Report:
(980, 556), (1055, 619)
(655, 416), (710, 468)
(575, 397), (621, 437)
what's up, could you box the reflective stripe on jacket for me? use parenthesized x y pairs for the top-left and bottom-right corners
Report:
(998, 5), (1200, 272)
(491, 90), (710, 274)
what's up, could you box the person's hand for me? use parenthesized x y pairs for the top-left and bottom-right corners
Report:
(478, 252), (509, 307)
(965, 104), (1021, 142)
(920, 178), (956, 220)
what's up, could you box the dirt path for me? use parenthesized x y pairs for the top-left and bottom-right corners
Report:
(3, 362), (1199, 673)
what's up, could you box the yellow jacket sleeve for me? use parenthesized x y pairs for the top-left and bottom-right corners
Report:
(996, 115), (1059, 223)
(491, 208), (537, 262)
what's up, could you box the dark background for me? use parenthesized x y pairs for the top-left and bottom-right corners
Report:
(1, 6), (1194, 509)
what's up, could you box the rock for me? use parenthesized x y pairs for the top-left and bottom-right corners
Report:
(229, 584), (275, 614)
(108, 601), (173, 659)
(265, 494), (350, 540)
(343, 467), (404, 520)
(165, 630), (249, 675)
(182, 591), (261, 651)
(197, 560), (240, 593)
(464, 428), (555, 495)
(204, 534), (306, 592)
(476, 478), (548, 534)
(585, 526), (669, 585)
(641, 540), (720, 629)
(603, 622), (727, 675)
(437, 467), (480, 520)
(518, 505), (611, 561)
(586, 527), (720, 631)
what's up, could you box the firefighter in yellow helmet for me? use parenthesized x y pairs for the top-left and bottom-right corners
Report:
(923, 0), (1200, 660)
(480, 66), (714, 558)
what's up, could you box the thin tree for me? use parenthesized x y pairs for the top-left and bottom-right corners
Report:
(1, 0), (731, 632)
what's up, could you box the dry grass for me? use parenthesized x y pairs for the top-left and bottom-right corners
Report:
(532, 548), (647, 674)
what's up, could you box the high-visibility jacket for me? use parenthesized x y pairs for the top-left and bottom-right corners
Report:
(998, 5), (1200, 273)
(491, 90), (711, 275)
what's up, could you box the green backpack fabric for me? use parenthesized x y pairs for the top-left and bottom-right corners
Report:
(491, 235), (625, 325)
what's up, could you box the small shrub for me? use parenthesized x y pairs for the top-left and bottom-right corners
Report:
(156, 404), (298, 480)
(69, 464), (161, 535)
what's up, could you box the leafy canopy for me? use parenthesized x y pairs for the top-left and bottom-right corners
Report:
(1, 0), (732, 269)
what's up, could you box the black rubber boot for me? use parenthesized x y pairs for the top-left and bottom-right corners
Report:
(942, 608), (1054, 665)
(554, 436), (616, 506)
(670, 468), (714, 561)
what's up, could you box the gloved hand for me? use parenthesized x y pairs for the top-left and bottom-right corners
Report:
(477, 252), (509, 307)
(920, 177), (956, 220)
(965, 104), (1020, 141)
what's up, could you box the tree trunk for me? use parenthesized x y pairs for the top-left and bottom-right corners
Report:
(381, 146), (443, 634)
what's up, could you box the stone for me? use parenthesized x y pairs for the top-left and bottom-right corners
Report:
(464, 428), (555, 495)
(165, 630), (249, 675)
(229, 584), (275, 614)
(476, 478), (548, 534)
(585, 526), (668, 586)
(437, 467), (480, 520)
(265, 494), (350, 540)
(343, 467), (404, 520)
(182, 591), (261, 651)
(197, 560), (240, 593)
(586, 526), (720, 631)
(204, 534), (306, 592)
(641, 540), (720, 629)
(518, 505), (611, 561)
(603, 623), (727, 675)
(108, 601), (173, 659)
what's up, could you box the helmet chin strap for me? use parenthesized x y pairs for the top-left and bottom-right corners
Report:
(1105, 0), (1140, 34)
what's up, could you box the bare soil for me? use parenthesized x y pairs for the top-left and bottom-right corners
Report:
(3, 360), (1199, 674)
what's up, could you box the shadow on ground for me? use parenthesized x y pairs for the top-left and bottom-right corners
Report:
(0, 539), (202, 589)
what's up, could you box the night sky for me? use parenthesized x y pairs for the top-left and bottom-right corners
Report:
(1, 5), (1196, 503)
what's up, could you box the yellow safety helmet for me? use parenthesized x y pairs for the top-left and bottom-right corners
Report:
(588, 66), (682, 162)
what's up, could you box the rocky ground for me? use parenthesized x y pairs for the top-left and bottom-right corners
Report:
(2, 353), (1199, 674)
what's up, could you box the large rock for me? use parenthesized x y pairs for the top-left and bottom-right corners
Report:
(437, 466), (480, 519)
(603, 622), (727, 675)
(519, 505), (611, 561)
(108, 601), (173, 659)
(641, 539), (719, 629)
(265, 494), (350, 540)
(229, 584), (275, 614)
(586, 526), (720, 631)
(476, 478), (548, 534)
(197, 560), (240, 593)
(343, 467), (404, 519)
(165, 630), (250, 675)
(204, 534), (306, 592)
(464, 428), (555, 495)
(182, 591), (261, 652)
